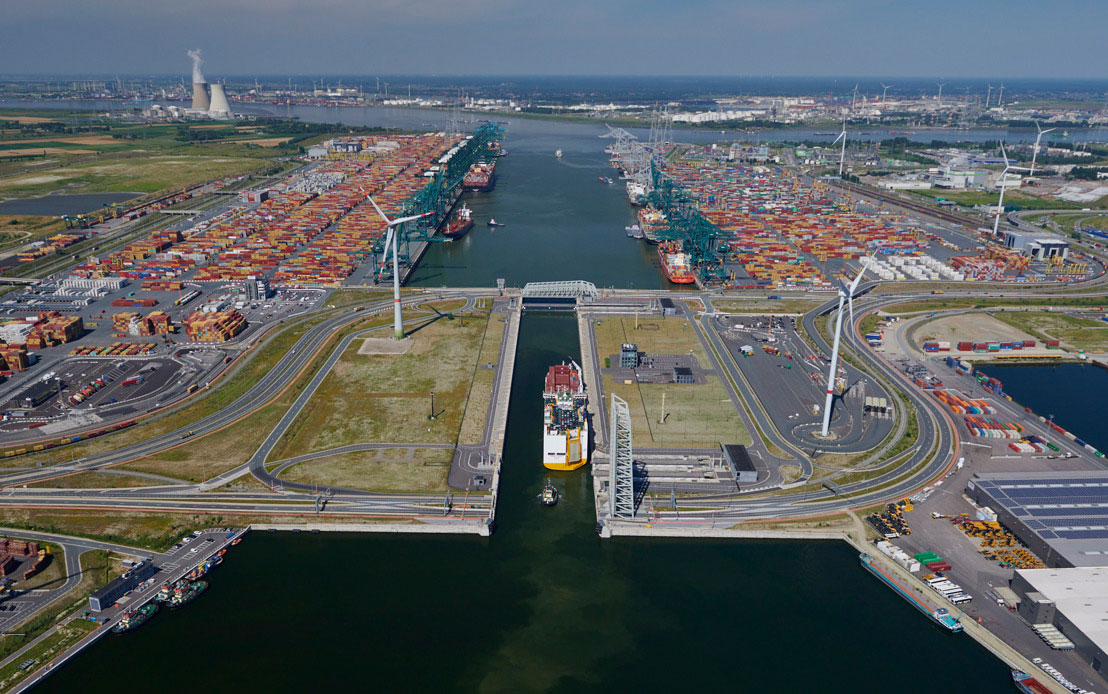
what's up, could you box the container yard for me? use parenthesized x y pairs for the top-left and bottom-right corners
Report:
(607, 140), (1101, 288)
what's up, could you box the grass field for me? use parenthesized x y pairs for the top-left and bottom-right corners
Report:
(712, 299), (826, 314)
(268, 309), (491, 460)
(29, 471), (171, 489)
(595, 316), (750, 448)
(994, 311), (1108, 351)
(886, 295), (1108, 315)
(280, 448), (452, 493)
(0, 154), (270, 198)
(912, 187), (1098, 210)
(457, 313), (506, 444)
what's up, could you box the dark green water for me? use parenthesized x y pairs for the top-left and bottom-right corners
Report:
(988, 362), (1108, 453)
(410, 124), (664, 289)
(39, 313), (1015, 693)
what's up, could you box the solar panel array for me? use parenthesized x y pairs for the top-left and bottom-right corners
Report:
(976, 475), (1108, 548)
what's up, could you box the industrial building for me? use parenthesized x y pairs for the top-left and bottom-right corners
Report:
(88, 559), (156, 612)
(722, 444), (758, 484)
(966, 471), (1108, 568)
(245, 275), (270, 302)
(1001, 230), (1070, 261)
(1010, 567), (1108, 678)
(620, 343), (639, 369)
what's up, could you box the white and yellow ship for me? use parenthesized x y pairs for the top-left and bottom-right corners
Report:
(542, 361), (589, 471)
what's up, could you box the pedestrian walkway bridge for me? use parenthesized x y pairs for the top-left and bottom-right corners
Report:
(521, 280), (598, 301)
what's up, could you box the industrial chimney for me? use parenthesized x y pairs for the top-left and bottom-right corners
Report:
(208, 83), (232, 118)
(192, 82), (210, 111)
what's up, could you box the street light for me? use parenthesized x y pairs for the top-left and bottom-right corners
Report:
(428, 390), (435, 420)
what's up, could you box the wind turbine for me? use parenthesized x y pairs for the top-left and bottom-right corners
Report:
(1029, 121), (1056, 178)
(820, 257), (874, 437)
(880, 83), (892, 104)
(985, 83), (993, 109)
(991, 142), (1030, 236)
(936, 83), (945, 108)
(363, 193), (432, 339)
(997, 84), (1005, 107)
(851, 83), (860, 111)
(832, 118), (847, 177)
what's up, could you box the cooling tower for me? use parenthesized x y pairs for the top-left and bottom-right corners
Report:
(208, 83), (232, 118)
(192, 82), (210, 111)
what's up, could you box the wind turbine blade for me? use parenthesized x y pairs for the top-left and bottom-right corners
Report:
(365, 196), (391, 226)
(848, 294), (855, 342)
(376, 227), (395, 282)
(1000, 142), (1009, 167)
(393, 211), (433, 226)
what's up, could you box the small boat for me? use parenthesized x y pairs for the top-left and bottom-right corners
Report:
(1011, 670), (1052, 694)
(540, 480), (559, 506)
(625, 224), (641, 237)
(555, 149), (563, 159)
(487, 219), (505, 227)
(599, 176), (614, 184)
(230, 537), (242, 546)
(112, 603), (158, 634)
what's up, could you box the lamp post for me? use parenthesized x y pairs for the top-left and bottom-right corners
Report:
(429, 390), (435, 420)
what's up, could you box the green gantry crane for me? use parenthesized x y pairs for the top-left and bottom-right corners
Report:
(647, 161), (729, 283)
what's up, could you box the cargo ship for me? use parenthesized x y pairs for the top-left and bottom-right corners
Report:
(859, 553), (962, 633)
(658, 240), (695, 284)
(1011, 670), (1052, 694)
(463, 162), (496, 192)
(543, 361), (589, 471)
(626, 181), (648, 206)
(112, 603), (157, 633)
(441, 203), (473, 240)
(637, 207), (666, 244)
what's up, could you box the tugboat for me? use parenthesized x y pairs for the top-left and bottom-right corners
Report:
(487, 218), (505, 227)
(112, 603), (158, 634)
(555, 149), (563, 159)
(540, 480), (559, 506)
(168, 580), (208, 608)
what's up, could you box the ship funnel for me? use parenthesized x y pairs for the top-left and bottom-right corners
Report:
(208, 83), (232, 118)
(192, 82), (210, 111)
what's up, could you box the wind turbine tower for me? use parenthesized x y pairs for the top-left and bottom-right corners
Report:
(1030, 121), (1056, 178)
(364, 193), (432, 339)
(937, 83), (945, 108)
(991, 142), (1030, 236)
(819, 259), (873, 437)
(985, 83), (993, 109)
(880, 83), (892, 104)
(832, 118), (848, 177)
(998, 84), (1005, 107)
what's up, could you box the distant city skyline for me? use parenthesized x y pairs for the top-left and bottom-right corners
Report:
(3, 0), (1106, 79)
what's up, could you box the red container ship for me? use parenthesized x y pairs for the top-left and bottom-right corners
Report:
(441, 203), (473, 240)
(658, 240), (695, 284)
(463, 162), (496, 191)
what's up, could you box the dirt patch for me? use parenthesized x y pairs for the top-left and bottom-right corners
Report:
(0, 147), (97, 156)
(220, 137), (294, 147)
(0, 135), (118, 146)
(0, 116), (58, 124)
(916, 313), (1035, 346)
(358, 337), (413, 354)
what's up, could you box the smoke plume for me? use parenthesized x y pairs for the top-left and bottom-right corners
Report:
(188, 49), (205, 83)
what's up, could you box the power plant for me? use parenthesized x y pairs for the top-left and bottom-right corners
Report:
(208, 83), (232, 118)
(186, 49), (232, 119)
(192, 81), (210, 111)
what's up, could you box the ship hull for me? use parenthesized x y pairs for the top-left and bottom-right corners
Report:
(658, 245), (696, 284)
(859, 553), (962, 633)
(543, 417), (589, 471)
(442, 219), (473, 239)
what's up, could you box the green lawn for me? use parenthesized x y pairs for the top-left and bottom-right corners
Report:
(994, 311), (1108, 351)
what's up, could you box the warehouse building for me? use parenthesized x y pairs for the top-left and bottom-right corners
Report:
(1010, 567), (1108, 678)
(966, 471), (1108, 568)
(723, 444), (758, 485)
(88, 558), (156, 612)
(1001, 230), (1069, 261)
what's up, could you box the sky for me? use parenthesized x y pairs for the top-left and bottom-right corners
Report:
(2, 0), (1105, 78)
